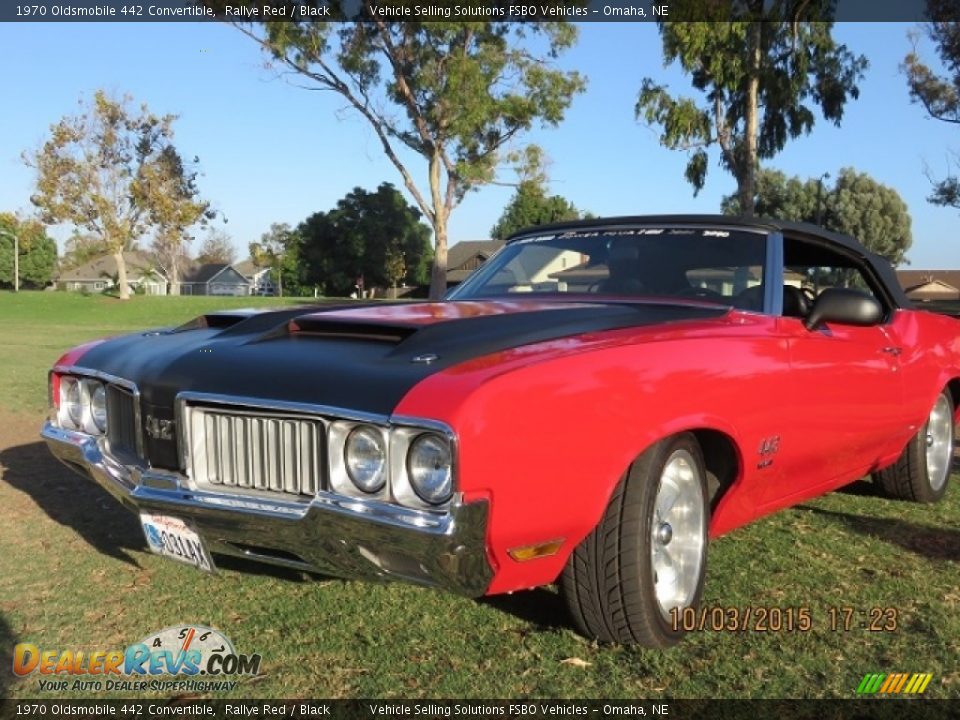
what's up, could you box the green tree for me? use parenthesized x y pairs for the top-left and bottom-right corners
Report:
(60, 231), (109, 271)
(490, 180), (582, 240)
(230, 9), (585, 298)
(142, 146), (216, 294)
(384, 242), (407, 298)
(250, 223), (303, 297)
(25, 90), (209, 299)
(637, 6), (868, 215)
(196, 228), (237, 265)
(0, 213), (57, 289)
(903, 1), (960, 208)
(298, 183), (432, 297)
(722, 167), (912, 264)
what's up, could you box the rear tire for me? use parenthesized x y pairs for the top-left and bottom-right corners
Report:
(873, 390), (954, 503)
(560, 433), (708, 646)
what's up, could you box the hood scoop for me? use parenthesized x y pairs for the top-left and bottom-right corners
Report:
(175, 310), (262, 332)
(288, 317), (418, 344)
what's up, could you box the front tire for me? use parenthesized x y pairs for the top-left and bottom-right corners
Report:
(560, 433), (709, 646)
(873, 390), (954, 503)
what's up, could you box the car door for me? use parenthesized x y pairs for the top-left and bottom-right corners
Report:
(763, 242), (903, 505)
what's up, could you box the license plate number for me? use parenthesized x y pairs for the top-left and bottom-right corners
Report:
(140, 513), (214, 573)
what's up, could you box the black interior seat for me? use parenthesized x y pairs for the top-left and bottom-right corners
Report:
(732, 284), (811, 317)
(782, 286), (810, 318)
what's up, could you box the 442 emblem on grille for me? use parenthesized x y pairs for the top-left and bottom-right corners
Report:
(145, 415), (175, 441)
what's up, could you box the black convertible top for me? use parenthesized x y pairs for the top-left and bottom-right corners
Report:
(506, 214), (911, 309)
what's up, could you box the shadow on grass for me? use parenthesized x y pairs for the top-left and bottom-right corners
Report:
(1, 442), (336, 584)
(834, 477), (884, 498)
(0, 441), (146, 566)
(0, 613), (15, 696)
(480, 586), (571, 631)
(211, 552), (328, 583)
(836, 449), (960, 498)
(797, 506), (960, 562)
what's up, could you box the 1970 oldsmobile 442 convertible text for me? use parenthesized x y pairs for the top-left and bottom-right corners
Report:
(43, 216), (959, 646)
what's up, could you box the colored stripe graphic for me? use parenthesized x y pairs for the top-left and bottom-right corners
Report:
(857, 672), (932, 695)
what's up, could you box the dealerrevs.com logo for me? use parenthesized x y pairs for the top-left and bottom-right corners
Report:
(12, 625), (261, 693)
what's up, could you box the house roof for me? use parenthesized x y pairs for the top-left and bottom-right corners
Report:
(234, 258), (268, 279)
(903, 278), (960, 300)
(896, 269), (960, 293)
(446, 239), (505, 283)
(59, 251), (160, 282)
(447, 240), (504, 270)
(183, 263), (232, 284)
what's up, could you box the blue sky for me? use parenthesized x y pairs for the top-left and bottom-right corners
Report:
(1, 21), (958, 268)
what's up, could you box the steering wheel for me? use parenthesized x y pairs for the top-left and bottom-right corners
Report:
(677, 287), (726, 302)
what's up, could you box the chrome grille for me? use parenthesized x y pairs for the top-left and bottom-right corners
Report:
(185, 406), (324, 497)
(106, 385), (138, 458)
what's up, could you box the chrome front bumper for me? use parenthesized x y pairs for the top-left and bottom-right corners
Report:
(41, 422), (493, 597)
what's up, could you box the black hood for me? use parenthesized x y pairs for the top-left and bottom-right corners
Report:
(71, 300), (726, 468)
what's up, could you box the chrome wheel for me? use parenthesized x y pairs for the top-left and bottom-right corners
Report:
(925, 393), (954, 492)
(651, 448), (707, 619)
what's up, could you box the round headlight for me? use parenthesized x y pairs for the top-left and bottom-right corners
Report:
(407, 433), (453, 505)
(60, 377), (82, 429)
(344, 425), (387, 493)
(88, 382), (107, 433)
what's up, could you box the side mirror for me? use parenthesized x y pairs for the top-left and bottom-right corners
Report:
(804, 287), (883, 330)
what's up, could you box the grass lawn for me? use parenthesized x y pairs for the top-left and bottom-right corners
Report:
(0, 291), (957, 700)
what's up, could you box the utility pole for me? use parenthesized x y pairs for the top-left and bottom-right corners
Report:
(0, 229), (17, 292)
(816, 172), (830, 226)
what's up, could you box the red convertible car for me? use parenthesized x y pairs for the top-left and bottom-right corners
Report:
(43, 216), (959, 646)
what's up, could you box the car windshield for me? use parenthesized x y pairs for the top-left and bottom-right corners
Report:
(448, 225), (768, 310)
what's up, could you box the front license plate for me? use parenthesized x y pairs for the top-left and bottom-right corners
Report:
(140, 513), (215, 573)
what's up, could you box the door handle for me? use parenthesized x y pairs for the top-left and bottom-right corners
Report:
(881, 346), (902, 356)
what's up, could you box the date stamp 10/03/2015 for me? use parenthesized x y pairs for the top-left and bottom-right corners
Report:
(670, 605), (900, 633)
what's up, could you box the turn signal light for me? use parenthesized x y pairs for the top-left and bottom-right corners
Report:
(507, 539), (565, 562)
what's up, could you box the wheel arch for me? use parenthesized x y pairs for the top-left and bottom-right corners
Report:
(689, 427), (742, 512)
(946, 377), (960, 425)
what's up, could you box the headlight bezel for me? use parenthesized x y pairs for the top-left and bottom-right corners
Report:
(328, 418), (457, 510)
(343, 424), (388, 493)
(59, 376), (82, 430)
(81, 379), (107, 435)
(405, 432), (454, 506)
(387, 422), (458, 511)
(328, 421), (391, 501)
(53, 372), (112, 437)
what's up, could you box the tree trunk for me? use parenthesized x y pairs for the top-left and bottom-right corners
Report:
(115, 250), (130, 300)
(740, 19), (763, 217)
(427, 151), (448, 301)
(429, 219), (448, 301)
(169, 261), (179, 296)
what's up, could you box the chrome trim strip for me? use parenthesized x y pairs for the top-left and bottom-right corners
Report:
(176, 391), (391, 425)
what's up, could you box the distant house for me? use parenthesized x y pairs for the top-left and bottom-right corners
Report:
(179, 263), (251, 296)
(234, 258), (275, 295)
(58, 251), (167, 295)
(446, 239), (505, 286)
(896, 270), (960, 301)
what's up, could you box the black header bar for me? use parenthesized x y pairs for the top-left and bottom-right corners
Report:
(0, 0), (951, 23)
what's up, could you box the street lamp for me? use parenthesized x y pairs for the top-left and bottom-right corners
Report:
(0, 228), (18, 293)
